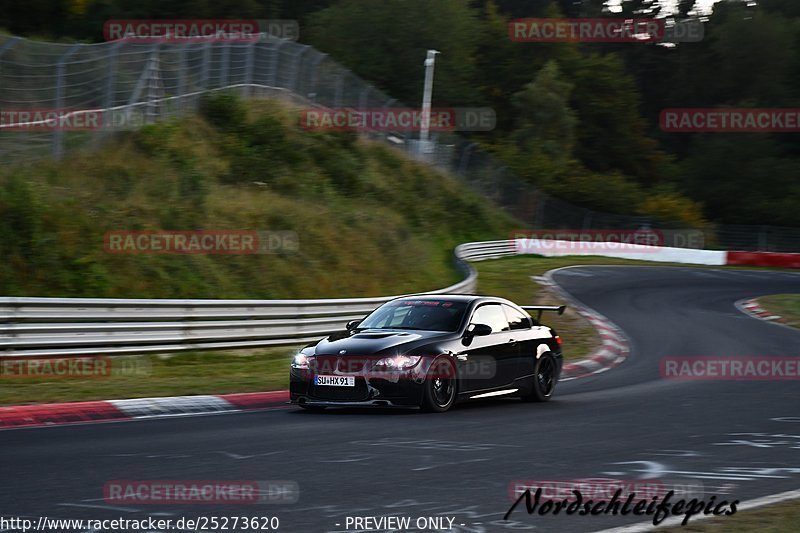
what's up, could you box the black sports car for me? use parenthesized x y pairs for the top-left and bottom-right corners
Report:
(290, 295), (565, 412)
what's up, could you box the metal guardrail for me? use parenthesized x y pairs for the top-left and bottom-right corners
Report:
(0, 240), (518, 357)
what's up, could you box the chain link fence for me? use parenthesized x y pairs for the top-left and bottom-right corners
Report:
(0, 33), (795, 252)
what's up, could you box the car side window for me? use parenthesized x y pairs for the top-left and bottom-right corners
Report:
(470, 304), (510, 333)
(503, 305), (531, 330)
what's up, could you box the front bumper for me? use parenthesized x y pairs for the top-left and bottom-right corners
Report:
(290, 367), (425, 407)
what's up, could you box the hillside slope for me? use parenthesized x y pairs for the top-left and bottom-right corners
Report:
(0, 94), (518, 298)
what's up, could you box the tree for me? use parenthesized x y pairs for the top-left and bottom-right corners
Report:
(563, 52), (674, 185)
(510, 60), (577, 165)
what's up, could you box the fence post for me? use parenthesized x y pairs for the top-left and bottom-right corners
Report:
(270, 39), (288, 87)
(457, 142), (475, 176)
(334, 72), (344, 107)
(289, 45), (310, 94)
(220, 41), (231, 87)
(201, 41), (212, 91)
(53, 44), (81, 159)
(103, 41), (124, 132)
(143, 46), (164, 124)
(307, 52), (327, 102)
(177, 45), (187, 110)
(244, 38), (257, 96)
(359, 86), (370, 112)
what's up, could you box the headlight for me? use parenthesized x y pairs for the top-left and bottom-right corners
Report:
(292, 353), (312, 369)
(374, 355), (421, 370)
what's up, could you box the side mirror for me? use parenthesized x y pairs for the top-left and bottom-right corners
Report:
(345, 320), (361, 331)
(467, 323), (492, 337)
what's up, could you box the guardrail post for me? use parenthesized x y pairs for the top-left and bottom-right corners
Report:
(53, 44), (81, 159)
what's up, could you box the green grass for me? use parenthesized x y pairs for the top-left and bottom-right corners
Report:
(756, 294), (800, 328)
(658, 499), (800, 532)
(0, 348), (297, 405)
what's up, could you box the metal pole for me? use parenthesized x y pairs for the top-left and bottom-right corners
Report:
(53, 44), (81, 159)
(334, 72), (344, 108)
(220, 41), (230, 87)
(103, 41), (124, 131)
(201, 41), (212, 91)
(270, 40), (288, 87)
(177, 45), (187, 110)
(289, 45), (310, 93)
(308, 52), (327, 102)
(244, 39), (257, 96)
(419, 49), (440, 158)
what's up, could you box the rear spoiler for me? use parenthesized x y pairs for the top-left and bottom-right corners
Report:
(521, 305), (566, 322)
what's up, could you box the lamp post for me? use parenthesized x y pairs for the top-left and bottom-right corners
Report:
(419, 49), (440, 159)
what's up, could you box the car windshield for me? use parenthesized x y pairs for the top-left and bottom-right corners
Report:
(358, 299), (468, 332)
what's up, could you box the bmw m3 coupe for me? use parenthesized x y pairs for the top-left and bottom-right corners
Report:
(290, 295), (565, 412)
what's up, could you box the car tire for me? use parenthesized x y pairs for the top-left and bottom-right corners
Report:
(521, 352), (557, 402)
(420, 357), (457, 413)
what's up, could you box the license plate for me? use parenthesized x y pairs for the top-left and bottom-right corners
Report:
(314, 375), (355, 387)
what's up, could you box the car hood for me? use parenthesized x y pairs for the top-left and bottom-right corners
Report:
(313, 329), (449, 356)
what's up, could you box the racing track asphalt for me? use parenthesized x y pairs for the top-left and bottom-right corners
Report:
(2, 266), (800, 533)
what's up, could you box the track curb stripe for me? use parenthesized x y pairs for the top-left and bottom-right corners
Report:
(0, 391), (289, 430)
(737, 297), (785, 323)
(534, 270), (631, 381)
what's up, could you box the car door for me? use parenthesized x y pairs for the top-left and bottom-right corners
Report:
(456, 303), (516, 392)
